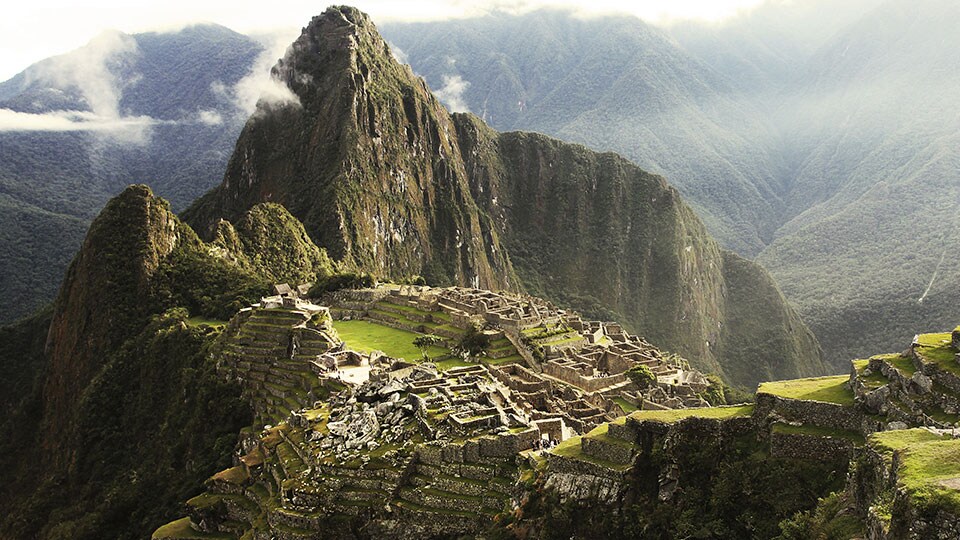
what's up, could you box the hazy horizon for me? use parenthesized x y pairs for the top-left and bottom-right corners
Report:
(0, 0), (774, 82)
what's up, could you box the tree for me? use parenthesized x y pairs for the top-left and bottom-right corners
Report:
(626, 364), (657, 389)
(412, 334), (443, 360)
(455, 324), (490, 357)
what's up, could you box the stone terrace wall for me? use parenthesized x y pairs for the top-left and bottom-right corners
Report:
(852, 441), (960, 540)
(769, 430), (855, 461)
(754, 393), (863, 432)
(542, 452), (631, 504)
(543, 361), (627, 393)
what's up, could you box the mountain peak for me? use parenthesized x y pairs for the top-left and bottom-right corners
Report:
(272, 4), (401, 106)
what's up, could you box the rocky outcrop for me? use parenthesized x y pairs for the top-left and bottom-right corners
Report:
(184, 6), (825, 387)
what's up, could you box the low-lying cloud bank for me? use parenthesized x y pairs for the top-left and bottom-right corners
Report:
(0, 109), (165, 132)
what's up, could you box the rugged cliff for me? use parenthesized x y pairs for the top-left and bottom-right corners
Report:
(185, 6), (824, 387)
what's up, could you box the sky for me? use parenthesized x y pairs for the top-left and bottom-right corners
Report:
(0, 0), (768, 82)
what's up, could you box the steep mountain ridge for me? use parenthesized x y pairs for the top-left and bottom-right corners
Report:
(187, 7), (517, 290)
(41, 185), (184, 466)
(381, 11), (786, 256)
(186, 6), (824, 387)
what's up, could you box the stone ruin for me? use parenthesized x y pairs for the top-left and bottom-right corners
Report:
(328, 284), (711, 434)
(161, 283), (717, 539)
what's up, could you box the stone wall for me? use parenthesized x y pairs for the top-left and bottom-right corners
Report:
(851, 441), (960, 540)
(543, 360), (626, 393)
(542, 452), (630, 504)
(581, 437), (635, 465)
(913, 347), (960, 395)
(769, 430), (855, 461)
(755, 393), (863, 432)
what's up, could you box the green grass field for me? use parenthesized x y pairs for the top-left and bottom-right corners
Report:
(758, 375), (854, 406)
(332, 320), (448, 361)
(914, 333), (959, 375)
(185, 316), (227, 329)
(613, 397), (639, 413)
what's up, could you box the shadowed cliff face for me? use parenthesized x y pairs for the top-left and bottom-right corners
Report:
(186, 6), (825, 386)
(42, 185), (182, 466)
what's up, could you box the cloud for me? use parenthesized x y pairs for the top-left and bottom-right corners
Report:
(226, 30), (301, 116)
(0, 30), (170, 142)
(0, 108), (163, 133)
(197, 109), (223, 125)
(24, 30), (139, 118)
(434, 74), (471, 113)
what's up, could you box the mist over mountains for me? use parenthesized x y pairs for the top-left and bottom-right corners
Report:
(0, 24), (262, 322)
(0, 0), (956, 368)
(381, 0), (960, 365)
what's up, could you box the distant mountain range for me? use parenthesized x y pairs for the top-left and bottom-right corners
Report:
(0, 24), (262, 322)
(381, 0), (960, 365)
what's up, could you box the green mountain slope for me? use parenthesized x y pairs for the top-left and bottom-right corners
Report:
(186, 6), (825, 387)
(0, 185), (335, 539)
(382, 1), (960, 367)
(755, 0), (960, 364)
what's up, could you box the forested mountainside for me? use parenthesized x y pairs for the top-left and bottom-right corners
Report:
(186, 6), (824, 387)
(0, 24), (261, 323)
(0, 185), (333, 539)
(382, 0), (960, 366)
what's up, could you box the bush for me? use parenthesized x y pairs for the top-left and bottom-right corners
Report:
(308, 272), (375, 296)
(455, 324), (490, 356)
(626, 365), (657, 389)
(412, 334), (444, 360)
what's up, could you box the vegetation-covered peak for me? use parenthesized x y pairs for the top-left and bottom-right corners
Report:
(211, 202), (334, 284)
(43, 183), (187, 466)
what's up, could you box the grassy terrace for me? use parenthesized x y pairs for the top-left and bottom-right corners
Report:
(186, 316), (228, 329)
(882, 353), (918, 376)
(914, 332), (959, 376)
(758, 375), (854, 406)
(550, 435), (633, 471)
(584, 423), (635, 447)
(332, 319), (448, 361)
(625, 404), (755, 424)
(483, 354), (524, 366)
(772, 423), (865, 445)
(613, 397), (638, 413)
(853, 360), (889, 388)
(211, 466), (249, 485)
(870, 429), (960, 513)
